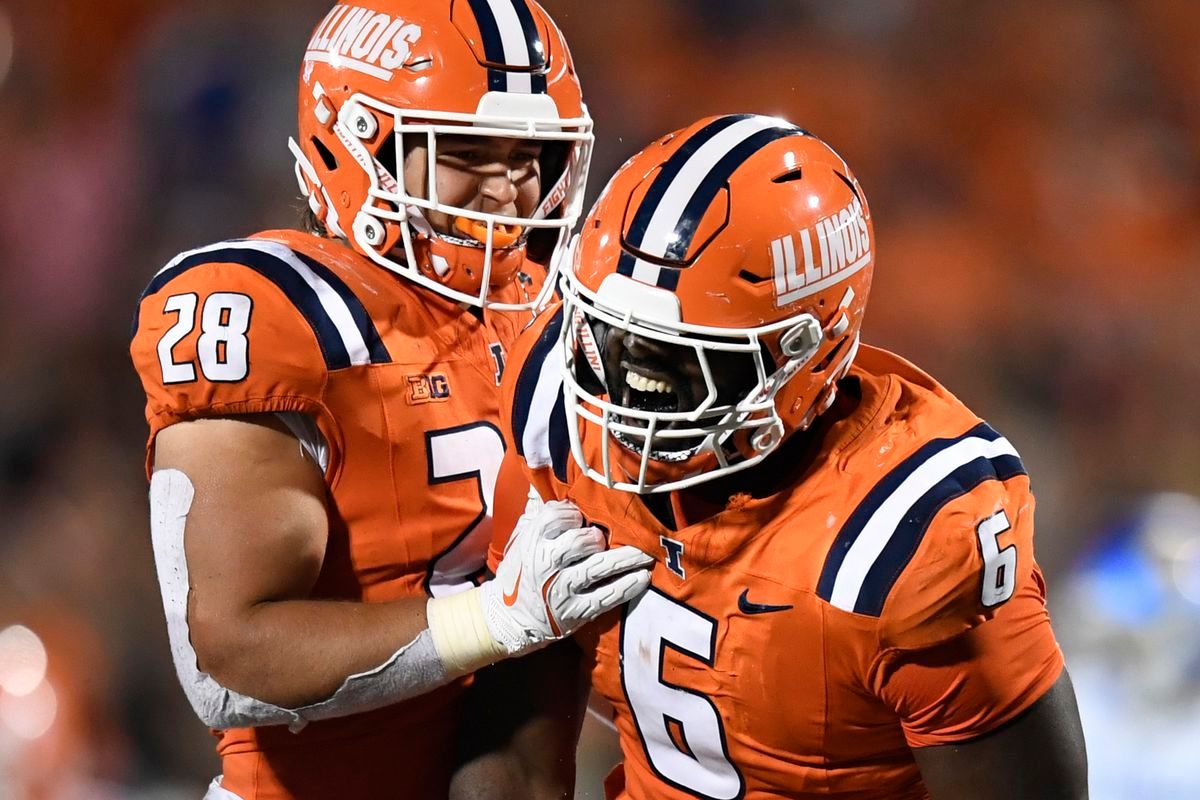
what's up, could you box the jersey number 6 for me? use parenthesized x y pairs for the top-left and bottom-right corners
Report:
(157, 292), (253, 384)
(621, 588), (745, 800)
(977, 508), (1017, 608)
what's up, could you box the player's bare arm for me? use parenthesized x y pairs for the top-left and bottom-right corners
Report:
(449, 640), (587, 800)
(150, 412), (649, 726)
(913, 670), (1088, 799)
(449, 454), (589, 800)
(154, 414), (428, 707)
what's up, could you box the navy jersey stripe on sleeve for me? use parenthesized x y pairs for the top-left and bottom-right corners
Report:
(512, 308), (565, 457)
(817, 422), (1026, 615)
(548, 389), (570, 482)
(293, 252), (391, 365)
(135, 244), (390, 371)
(851, 445), (1028, 616)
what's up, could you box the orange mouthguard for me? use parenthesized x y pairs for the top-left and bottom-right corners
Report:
(454, 217), (524, 248)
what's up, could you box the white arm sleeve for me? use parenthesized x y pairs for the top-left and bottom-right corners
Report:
(149, 469), (451, 733)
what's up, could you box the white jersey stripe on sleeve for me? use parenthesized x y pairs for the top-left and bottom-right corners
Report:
(827, 435), (1020, 612)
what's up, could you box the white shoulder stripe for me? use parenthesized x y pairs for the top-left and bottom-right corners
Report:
(157, 239), (372, 367)
(522, 342), (565, 468)
(828, 435), (1019, 612)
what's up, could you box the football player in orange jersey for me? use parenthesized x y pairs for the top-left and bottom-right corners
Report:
(464, 115), (1089, 799)
(128, 3), (655, 799)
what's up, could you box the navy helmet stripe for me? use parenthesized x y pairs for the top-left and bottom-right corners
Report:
(816, 422), (1024, 612)
(615, 250), (637, 279)
(851, 450), (1029, 616)
(664, 126), (801, 260)
(466, 0), (506, 63)
(293, 252), (391, 364)
(613, 253), (683, 290)
(464, 0), (508, 91)
(617, 115), (806, 292)
(615, 115), (753, 283)
(623, 115), (752, 255)
(509, 0), (548, 69)
(512, 308), (565, 456)
(466, 0), (547, 94)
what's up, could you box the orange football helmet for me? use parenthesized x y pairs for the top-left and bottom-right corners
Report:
(289, 0), (593, 309)
(560, 114), (874, 492)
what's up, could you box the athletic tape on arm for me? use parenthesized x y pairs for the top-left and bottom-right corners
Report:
(149, 469), (450, 733)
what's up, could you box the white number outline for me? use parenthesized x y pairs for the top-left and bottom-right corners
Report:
(976, 509), (1017, 608)
(155, 292), (252, 384)
(424, 422), (506, 598)
(158, 293), (198, 384)
(620, 587), (745, 800)
(197, 292), (253, 382)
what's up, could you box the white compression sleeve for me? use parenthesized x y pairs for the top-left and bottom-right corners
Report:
(149, 469), (452, 733)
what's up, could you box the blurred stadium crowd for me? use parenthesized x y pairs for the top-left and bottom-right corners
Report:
(0, 0), (1197, 797)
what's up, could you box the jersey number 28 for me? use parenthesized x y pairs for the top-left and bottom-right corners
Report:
(157, 292), (252, 384)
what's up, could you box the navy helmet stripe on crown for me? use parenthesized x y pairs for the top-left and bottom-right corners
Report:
(466, 0), (548, 94)
(617, 115), (808, 291)
(508, 0), (548, 92)
(464, 0), (508, 91)
(134, 242), (391, 371)
(616, 115), (749, 285)
(816, 422), (1027, 615)
(512, 307), (565, 457)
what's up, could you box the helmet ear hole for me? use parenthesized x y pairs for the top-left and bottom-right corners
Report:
(311, 136), (338, 171)
(811, 337), (848, 374)
(375, 138), (398, 178)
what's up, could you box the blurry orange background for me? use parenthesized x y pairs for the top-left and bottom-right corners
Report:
(0, 1), (1196, 797)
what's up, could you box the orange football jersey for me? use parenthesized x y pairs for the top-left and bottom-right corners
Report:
(493, 307), (1065, 800)
(130, 230), (537, 799)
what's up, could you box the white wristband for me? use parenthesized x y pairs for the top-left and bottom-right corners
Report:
(426, 588), (508, 677)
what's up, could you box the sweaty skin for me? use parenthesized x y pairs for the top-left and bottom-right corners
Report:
(403, 134), (544, 241)
(587, 321), (760, 453)
(156, 414), (431, 708)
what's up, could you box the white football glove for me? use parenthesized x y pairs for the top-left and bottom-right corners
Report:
(426, 497), (653, 675)
(480, 499), (654, 654)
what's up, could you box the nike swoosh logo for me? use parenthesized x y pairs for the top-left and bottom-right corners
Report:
(502, 568), (523, 607)
(737, 588), (793, 615)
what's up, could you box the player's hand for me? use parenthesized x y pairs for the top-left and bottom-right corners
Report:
(479, 499), (653, 656)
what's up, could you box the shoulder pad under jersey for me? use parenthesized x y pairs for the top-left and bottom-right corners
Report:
(816, 421), (1035, 649)
(500, 304), (571, 493)
(130, 238), (391, 451)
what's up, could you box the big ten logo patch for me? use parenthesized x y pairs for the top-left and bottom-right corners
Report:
(407, 373), (451, 405)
